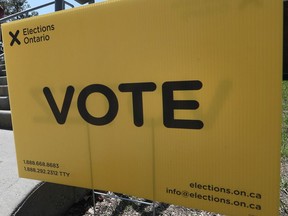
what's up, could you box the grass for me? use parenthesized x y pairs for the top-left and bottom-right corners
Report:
(281, 81), (288, 215)
(282, 81), (288, 157)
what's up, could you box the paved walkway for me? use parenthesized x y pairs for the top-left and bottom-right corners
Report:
(0, 130), (89, 216)
(0, 130), (40, 216)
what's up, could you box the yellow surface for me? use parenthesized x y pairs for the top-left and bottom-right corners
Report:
(2, 0), (282, 215)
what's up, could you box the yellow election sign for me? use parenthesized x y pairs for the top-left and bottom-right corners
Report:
(2, 0), (282, 215)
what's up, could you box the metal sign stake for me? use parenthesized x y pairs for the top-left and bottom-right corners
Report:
(92, 189), (96, 216)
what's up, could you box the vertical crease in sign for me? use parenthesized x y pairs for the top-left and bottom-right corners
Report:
(86, 124), (95, 190)
(152, 120), (156, 203)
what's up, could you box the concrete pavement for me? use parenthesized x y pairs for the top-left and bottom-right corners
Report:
(0, 129), (89, 216)
(0, 129), (40, 215)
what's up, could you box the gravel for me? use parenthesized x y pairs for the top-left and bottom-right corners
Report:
(65, 192), (222, 216)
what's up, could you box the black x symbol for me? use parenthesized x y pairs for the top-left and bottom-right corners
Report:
(9, 30), (21, 46)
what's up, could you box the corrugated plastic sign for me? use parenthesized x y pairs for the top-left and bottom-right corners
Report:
(2, 0), (282, 215)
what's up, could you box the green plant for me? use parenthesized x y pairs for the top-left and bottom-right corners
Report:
(282, 81), (288, 157)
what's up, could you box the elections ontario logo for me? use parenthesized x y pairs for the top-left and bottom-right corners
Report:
(9, 24), (55, 46)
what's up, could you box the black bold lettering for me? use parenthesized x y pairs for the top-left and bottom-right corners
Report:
(77, 84), (118, 125)
(162, 80), (204, 129)
(119, 82), (156, 127)
(43, 86), (75, 124)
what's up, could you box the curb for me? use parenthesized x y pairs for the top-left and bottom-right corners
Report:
(12, 182), (90, 216)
